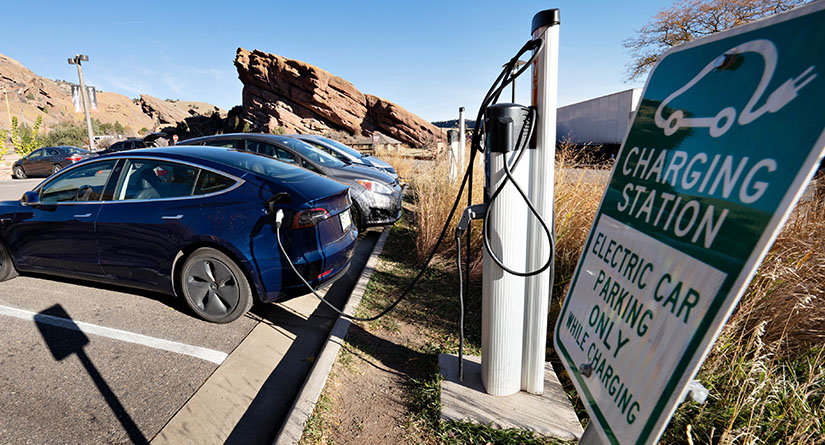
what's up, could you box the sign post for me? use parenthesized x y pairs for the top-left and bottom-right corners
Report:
(554, 4), (825, 444)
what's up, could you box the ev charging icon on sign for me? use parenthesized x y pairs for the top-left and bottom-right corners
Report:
(655, 39), (817, 138)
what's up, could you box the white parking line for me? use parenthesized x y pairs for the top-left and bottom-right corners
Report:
(0, 304), (228, 365)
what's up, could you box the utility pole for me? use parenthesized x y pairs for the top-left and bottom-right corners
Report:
(68, 54), (95, 150)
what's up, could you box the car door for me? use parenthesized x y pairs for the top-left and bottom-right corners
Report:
(43, 148), (61, 172)
(95, 158), (204, 288)
(21, 148), (46, 176)
(7, 159), (118, 274)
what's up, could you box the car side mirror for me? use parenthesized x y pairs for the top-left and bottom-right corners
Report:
(21, 191), (41, 207)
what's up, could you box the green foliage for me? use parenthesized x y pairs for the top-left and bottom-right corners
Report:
(40, 119), (128, 148)
(139, 127), (149, 135)
(25, 92), (35, 101)
(273, 126), (285, 135)
(241, 121), (251, 133)
(0, 129), (9, 159)
(10, 115), (42, 155)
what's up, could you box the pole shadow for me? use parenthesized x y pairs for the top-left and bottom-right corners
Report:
(34, 304), (149, 445)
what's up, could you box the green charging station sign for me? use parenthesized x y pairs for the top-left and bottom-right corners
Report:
(554, 4), (825, 444)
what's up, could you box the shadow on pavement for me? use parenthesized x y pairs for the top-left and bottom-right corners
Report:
(34, 304), (149, 445)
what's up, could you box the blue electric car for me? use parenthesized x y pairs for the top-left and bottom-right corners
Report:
(0, 146), (357, 323)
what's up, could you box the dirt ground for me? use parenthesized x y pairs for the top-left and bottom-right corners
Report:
(312, 320), (434, 444)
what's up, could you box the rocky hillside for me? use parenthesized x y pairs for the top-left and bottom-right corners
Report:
(234, 48), (442, 148)
(0, 53), (225, 135)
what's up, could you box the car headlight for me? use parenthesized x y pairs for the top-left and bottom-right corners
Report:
(355, 179), (394, 195)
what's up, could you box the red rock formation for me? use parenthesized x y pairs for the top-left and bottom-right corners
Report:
(234, 48), (442, 148)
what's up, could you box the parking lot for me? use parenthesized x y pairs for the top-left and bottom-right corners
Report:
(0, 177), (379, 443)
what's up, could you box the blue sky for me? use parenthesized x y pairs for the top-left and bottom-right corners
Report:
(3, 0), (674, 121)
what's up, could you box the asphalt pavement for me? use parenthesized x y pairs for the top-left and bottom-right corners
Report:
(0, 177), (380, 443)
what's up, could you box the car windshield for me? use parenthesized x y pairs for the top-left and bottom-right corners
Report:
(315, 137), (365, 158)
(192, 149), (311, 181)
(275, 138), (347, 168)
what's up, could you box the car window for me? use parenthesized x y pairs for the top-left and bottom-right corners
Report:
(204, 139), (243, 149)
(45, 148), (59, 157)
(245, 140), (277, 157)
(194, 170), (236, 195)
(314, 137), (364, 159)
(64, 147), (87, 155)
(28, 149), (44, 158)
(307, 142), (348, 162)
(274, 138), (346, 167)
(116, 159), (198, 200)
(39, 160), (117, 203)
(301, 158), (321, 173)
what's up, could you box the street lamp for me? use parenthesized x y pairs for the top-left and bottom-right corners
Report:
(68, 54), (95, 150)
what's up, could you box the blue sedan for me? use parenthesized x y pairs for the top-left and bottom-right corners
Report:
(0, 146), (357, 323)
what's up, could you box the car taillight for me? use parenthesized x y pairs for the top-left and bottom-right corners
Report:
(292, 208), (330, 229)
(66, 155), (83, 162)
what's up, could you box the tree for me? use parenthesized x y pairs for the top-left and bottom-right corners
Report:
(623, 0), (811, 80)
(10, 115), (42, 155)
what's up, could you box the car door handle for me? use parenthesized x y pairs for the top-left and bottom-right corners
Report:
(74, 213), (92, 218)
(162, 214), (184, 220)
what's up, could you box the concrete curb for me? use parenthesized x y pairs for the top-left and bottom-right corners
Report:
(274, 227), (391, 444)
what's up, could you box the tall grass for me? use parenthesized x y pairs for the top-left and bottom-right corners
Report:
(402, 145), (825, 443)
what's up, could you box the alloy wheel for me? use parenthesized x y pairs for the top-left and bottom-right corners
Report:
(185, 258), (240, 317)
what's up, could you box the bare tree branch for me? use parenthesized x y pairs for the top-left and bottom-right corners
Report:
(623, 0), (811, 81)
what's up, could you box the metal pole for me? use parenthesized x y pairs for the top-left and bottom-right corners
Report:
(458, 107), (466, 170)
(71, 55), (95, 151)
(522, 9), (560, 395)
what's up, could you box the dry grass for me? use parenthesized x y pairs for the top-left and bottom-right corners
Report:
(401, 144), (825, 443)
(666, 197), (825, 444)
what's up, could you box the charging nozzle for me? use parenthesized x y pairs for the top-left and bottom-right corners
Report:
(275, 209), (285, 228)
(456, 203), (487, 238)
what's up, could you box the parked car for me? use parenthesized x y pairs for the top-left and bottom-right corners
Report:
(12, 146), (94, 179)
(97, 138), (147, 154)
(290, 134), (398, 179)
(180, 134), (403, 231)
(0, 146), (357, 323)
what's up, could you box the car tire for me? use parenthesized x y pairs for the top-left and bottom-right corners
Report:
(12, 166), (26, 179)
(0, 242), (19, 282)
(351, 204), (365, 232)
(52, 164), (62, 175)
(179, 247), (253, 323)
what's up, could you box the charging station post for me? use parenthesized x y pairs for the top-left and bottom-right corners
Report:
(522, 9), (560, 395)
(448, 129), (459, 182)
(481, 104), (531, 396)
(459, 107), (466, 170)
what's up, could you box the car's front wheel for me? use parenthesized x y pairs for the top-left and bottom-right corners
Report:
(179, 248), (253, 323)
(12, 166), (26, 179)
(0, 242), (19, 282)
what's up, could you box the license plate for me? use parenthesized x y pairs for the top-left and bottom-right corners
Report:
(339, 209), (352, 231)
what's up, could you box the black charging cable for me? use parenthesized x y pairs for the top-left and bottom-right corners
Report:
(272, 37), (548, 375)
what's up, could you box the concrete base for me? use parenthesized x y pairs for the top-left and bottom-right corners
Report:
(438, 354), (583, 441)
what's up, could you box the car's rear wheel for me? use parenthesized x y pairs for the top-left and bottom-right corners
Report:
(179, 248), (252, 323)
(0, 242), (19, 282)
(52, 164), (62, 174)
(12, 166), (26, 179)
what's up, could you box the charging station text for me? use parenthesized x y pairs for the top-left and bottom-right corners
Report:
(616, 147), (776, 248)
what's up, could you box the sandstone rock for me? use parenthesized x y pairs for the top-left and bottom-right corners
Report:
(234, 48), (442, 148)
